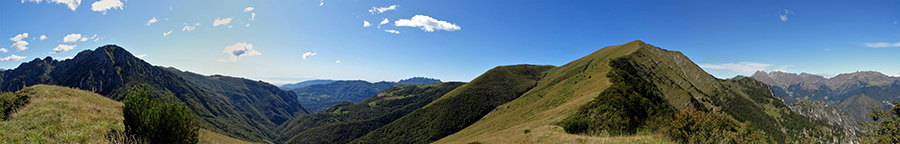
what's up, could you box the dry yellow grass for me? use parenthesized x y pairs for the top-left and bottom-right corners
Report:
(436, 40), (675, 143)
(0, 85), (253, 144)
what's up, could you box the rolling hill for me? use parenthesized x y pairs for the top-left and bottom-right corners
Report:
(0, 45), (307, 142)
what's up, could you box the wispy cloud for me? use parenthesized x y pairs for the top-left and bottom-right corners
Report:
(336, 60), (341, 64)
(251, 13), (256, 21)
(9, 33), (29, 52)
(378, 18), (389, 28)
(91, 0), (124, 15)
(52, 44), (76, 53)
(863, 41), (900, 48)
(163, 30), (172, 36)
(182, 23), (200, 31)
(147, 17), (158, 25)
(778, 9), (793, 22)
(364, 21), (372, 27)
(23, 0), (81, 11)
(243, 6), (254, 12)
(217, 42), (261, 62)
(385, 29), (400, 34)
(395, 15), (461, 32)
(699, 62), (770, 75)
(319, 0), (324, 6)
(302, 52), (316, 60)
(135, 54), (147, 58)
(214, 17), (233, 27)
(0, 55), (26, 61)
(369, 5), (398, 14)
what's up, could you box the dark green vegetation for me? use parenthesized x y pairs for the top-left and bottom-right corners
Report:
(0, 45), (307, 142)
(559, 41), (848, 143)
(291, 77), (441, 113)
(859, 101), (900, 143)
(752, 71), (900, 122)
(350, 64), (555, 144)
(123, 85), (199, 144)
(279, 79), (335, 90)
(0, 92), (27, 120)
(275, 82), (464, 143)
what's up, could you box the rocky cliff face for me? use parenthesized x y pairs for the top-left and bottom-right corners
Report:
(788, 99), (861, 141)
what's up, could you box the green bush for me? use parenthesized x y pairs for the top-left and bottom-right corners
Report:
(123, 84), (199, 144)
(524, 129), (531, 134)
(859, 101), (900, 143)
(562, 118), (590, 134)
(0, 92), (29, 120)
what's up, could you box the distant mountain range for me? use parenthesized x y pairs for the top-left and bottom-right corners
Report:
(751, 71), (900, 122)
(288, 77), (441, 113)
(0, 45), (308, 142)
(278, 79), (335, 90)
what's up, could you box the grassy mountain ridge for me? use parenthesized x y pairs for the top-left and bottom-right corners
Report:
(0, 45), (307, 142)
(350, 64), (555, 144)
(437, 40), (847, 143)
(275, 82), (464, 143)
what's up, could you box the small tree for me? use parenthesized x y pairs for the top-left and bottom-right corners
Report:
(858, 101), (900, 143)
(123, 84), (199, 144)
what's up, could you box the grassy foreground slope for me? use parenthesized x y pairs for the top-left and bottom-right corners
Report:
(438, 40), (846, 143)
(350, 64), (555, 144)
(0, 85), (252, 143)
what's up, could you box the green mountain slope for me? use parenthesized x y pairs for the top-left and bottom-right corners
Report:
(291, 77), (442, 113)
(274, 82), (464, 143)
(838, 94), (892, 123)
(349, 64), (555, 144)
(0, 45), (307, 142)
(436, 40), (847, 143)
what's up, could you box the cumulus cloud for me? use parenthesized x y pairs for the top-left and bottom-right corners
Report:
(163, 30), (172, 36)
(0, 48), (7, 53)
(52, 44), (76, 52)
(91, 0), (123, 14)
(699, 62), (770, 75)
(864, 41), (900, 48)
(779, 9), (793, 22)
(395, 15), (461, 32)
(147, 17), (158, 25)
(39, 35), (47, 41)
(302, 52), (316, 60)
(183, 23), (200, 31)
(243, 6), (254, 12)
(336, 60), (341, 64)
(9, 33), (29, 51)
(378, 18), (388, 28)
(364, 21), (372, 27)
(63, 33), (82, 43)
(135, 54), (146, 58)
(385, 29), (400, 34)
(368, 5), (398, 14)
(23, 0), (82, 11)
(214, 17), (233, 27)
(0, 55), (26, 61)
(217, 42), (261, 62)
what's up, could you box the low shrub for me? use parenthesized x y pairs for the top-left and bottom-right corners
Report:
(123, 84), (199, 144)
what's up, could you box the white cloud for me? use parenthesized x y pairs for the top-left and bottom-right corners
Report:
(91, 0), (123, 15)
(163, 30), (172, 36)
(9, 33), (29, 51)
(385, 29), (400, 34)
(779, 9), (793, 22)
(52, 44), (76, 52)
(0, 48), (7, 53)
(39, 35), (47, 41)
(214, 17), (233, 27)
(80, 37), (88, 42)
(368, 5), (398, 14)
(302, 52), (316, 60)
(182, 23), (199, 31)
(63, 33), (82, 43)
(246, 24), (250, 27)
(23, 0), (82, 11)
(864, 41), (900, 48)
(699, 62), (770, 75)
(395, 15), (461, 32)
(251, 13), (256, 21)
(895, 21), (898, 24)
(135, 54), (146, 58)
(217, 42), (261, 62)
(146, 17), (158, 25)
(319, 0), (323, 6)
(378, 18), (388, 28)
(10, 33), (28, 42)
(336, 60), (341, 64)
(0, 55), (27, 61)
(364, 21), (372, 27)
(243, 6), (254, 12)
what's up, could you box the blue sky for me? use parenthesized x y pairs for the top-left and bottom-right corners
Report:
(1, 0), (898, 85)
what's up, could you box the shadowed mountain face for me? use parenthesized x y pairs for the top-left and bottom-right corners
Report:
(291, 77), (442, 113)
(0, 45), (308, 142)
(279, 79), (336, 90)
